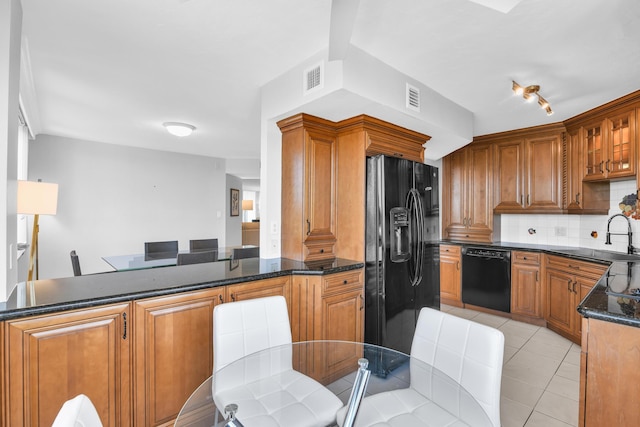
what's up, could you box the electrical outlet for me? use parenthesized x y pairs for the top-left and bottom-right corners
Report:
(271, 222), (278, 234)
(555, 226), (567, 237)
(270, 239), (279, 251)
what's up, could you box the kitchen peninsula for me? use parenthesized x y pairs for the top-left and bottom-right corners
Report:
(0, 257), (364, 426)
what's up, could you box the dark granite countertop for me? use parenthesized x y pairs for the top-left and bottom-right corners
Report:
(0, 257), (364, 321)
(443, 240), (640, 328)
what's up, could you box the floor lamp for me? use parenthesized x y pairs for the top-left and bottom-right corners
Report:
(17, 180), (59, 281)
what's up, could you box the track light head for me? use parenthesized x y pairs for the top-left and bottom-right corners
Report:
(512, 80), (552, 116)
(512, 81), (524, 96)
(537, 96), (549, 109)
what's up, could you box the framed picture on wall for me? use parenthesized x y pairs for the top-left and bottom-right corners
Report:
(230, 188), (240, 216)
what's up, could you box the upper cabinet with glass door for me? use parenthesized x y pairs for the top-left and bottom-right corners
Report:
(583, 108), (636, 181)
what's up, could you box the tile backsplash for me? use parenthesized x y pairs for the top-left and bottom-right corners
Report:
(499, 179), (639, 254)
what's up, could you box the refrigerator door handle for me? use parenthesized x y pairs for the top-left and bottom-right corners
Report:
(414, 190), (425, 286)
(406, 188), (424, 287)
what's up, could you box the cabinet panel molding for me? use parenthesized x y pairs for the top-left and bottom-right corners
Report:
(134, 288), (224, 426)
(6, 303), (131, 427)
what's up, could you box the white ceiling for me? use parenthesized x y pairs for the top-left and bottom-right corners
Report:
(20, 0), (640, 177)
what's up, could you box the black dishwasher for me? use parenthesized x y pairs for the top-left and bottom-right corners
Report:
(461, 247), (511, 313)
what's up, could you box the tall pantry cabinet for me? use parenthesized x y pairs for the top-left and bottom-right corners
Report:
(278, 113), (429, 262)
(279, 114), (338, 262)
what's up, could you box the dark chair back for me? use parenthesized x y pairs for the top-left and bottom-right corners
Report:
(144, 240), (178, 255)
(177, 250), (218, 265)
(232, 246), (259, 260)
(189, 238), (219, 251)
(70, 250), (82, 276)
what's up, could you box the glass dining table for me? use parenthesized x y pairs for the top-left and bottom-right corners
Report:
(101, 245), (258, 271)
(174, 340), (491, 427)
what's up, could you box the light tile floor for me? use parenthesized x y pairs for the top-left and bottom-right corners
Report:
(326, 305), (580, 426)
(441, 304), (580, 427)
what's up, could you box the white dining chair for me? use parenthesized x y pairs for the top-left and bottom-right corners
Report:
(337, 307), (505, 427)
(51, 394), (103, 427)
(212, 295), (343, 427)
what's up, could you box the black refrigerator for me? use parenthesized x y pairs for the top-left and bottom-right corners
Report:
(364, 155), (440, 375)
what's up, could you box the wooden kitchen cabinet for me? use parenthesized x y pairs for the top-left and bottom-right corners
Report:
(291, 269), (363, 343)
(439, 244), (462, 307)
(291, 269), (364, 384)
(362, 125), (427, 163)
(579, 317), (640, 426)
(279, 114), (337, 262)
(226, 276), (292, 309)
(280, 113), (430, 262)
(565, 126), (610, 214)
(133, 287), (225, 427)
(0, 322), (4, 427)
(582, 109), (636, 181)
(544, 255), (608, 343)
(491, 124), (564, 214)
(5, 303), (131, 427)
(442, 143), (494, 242)
(511, 251), (544, 324)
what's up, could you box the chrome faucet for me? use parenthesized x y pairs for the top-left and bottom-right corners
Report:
(605, 213), (635, 254)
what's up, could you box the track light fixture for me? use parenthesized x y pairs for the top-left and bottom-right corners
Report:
(512, 81), (553, 116)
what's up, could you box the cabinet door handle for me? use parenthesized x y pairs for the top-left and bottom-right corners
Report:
(527, 194), (530, 206)
(575, 192), (581, 204)
(306, 219), (311, 236)
(219, 294), (224, 303)
(535, 271), (539, 282)
(456, 261), (460, 271)
(343, 279), (348, 284)
(572, 281), (577, 293)
(122, 312), (127, 340)
(599, 161), (604, 173)
(521, 195), (524, 206)
(231, 293), (236, 301)
(567, 279), (572, 292)
(568, 264), (580, 270)
(360, 294), (364, 310)
(605, 159), (611, 172)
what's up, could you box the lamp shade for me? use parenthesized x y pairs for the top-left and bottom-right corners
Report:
(17, 180), (59, 215)
(242, 199), (254, 211)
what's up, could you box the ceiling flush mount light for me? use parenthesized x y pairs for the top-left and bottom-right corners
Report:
(512, 81), (553, 116)
(163, 122), (196, 137)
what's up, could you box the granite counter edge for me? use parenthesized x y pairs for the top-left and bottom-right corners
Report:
(0, 261), (365, 321)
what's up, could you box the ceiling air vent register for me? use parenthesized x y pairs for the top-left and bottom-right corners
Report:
(303, 62), (324, 95)
(406, 83), (421, 112)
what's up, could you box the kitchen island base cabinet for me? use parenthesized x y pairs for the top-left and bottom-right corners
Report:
(5, 303), (131, 427)
(225, 276), (293, 318)
(291, 269), (364, 384)
(133, 288), (224, 427)
(134, 277), (290, 426)
(580, 317), (640, 426)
